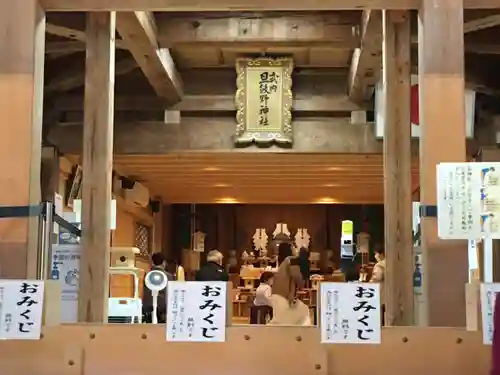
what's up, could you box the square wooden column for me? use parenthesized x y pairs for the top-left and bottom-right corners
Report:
(418, 0), (468, 327)
(382, 10), (414, 326)
(152, 198), (164, 253)
(78, 12), (116, 323)
(0, 1), (45, 279)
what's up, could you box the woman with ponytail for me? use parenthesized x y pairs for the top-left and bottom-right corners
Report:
(268, 242), (311, 325)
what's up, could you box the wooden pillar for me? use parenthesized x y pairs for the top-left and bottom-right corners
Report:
(78, 12), (116, 323)
(418, 0), (468, 327)
(41, 146), (60, 202)
(152, 198), (163, 253)
(162, 204), (173, 260)
(382, 10), (414, 326)
(0, 1), (45, 279)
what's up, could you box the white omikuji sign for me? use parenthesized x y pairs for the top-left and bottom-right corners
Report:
(0, 280), (44, 340)
(480, 283), (500, 345)
(374, 74), (476, 139)
(166, 281), (227, 342)
(437, 162), (500, 240)
(320, 282), (381, 344)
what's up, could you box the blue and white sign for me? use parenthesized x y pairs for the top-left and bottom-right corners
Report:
(50, 245), (81, 323)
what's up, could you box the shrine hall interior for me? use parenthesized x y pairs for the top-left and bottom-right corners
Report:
(42, 9), (500, 307)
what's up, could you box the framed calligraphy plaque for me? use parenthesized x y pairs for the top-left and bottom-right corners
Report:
(235, 57), (293, 145)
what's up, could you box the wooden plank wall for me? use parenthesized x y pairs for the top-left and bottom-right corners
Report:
(0, 325), (490, 375)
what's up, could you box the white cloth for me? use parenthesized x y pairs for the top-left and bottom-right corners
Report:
(254, 284), (273, 307)
(370, 259), (386, 304)
(268, 294), (311, 326)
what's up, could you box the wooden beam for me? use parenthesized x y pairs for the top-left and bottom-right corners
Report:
(79, 12), (115, 323)
(48, 118), (409, 154)
(157, 15), (358, 48)
(45, 58), (136, 93)
(464, 11), (500, 33)
(38, 0), (500, 11)
(46, 23), (127, 49)
(348, 10), (383, 103)
(116, 12), (183, 104)
(53, 92), (369, 113)
(45, 41), (84, 54)
(0, 1), (45, 279)
(382, 10), (413, 327)
(465, 43), (500, 55)
(418, 0), (468, 327)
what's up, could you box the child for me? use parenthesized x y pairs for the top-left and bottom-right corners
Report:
(254, 271), (274, 307)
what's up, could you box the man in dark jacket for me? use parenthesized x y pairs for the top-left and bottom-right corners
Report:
(142, 252), (173, 323)
(195, 250), (229, 282)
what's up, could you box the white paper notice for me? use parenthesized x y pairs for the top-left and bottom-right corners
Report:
(50, 245), (81, 323)
(480, 282), (500, 344)
(320, 282), (381, 344)
(166, 281), (227, 342)
(437, 162), (500, 239)
(0, 280), (44, 340)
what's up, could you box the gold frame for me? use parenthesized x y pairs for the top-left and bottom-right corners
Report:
(235, 57), (294, 144)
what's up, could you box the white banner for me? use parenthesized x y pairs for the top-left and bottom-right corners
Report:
(375, 75), (475, 139)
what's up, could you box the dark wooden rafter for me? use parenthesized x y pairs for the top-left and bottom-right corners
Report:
(45, 23), (135, 93)
(348, 10), (382, 103)
(464, 11), (500, 33)
(116, 12), (183, 104)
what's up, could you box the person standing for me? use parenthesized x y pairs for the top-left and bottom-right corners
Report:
(195, 250), (229, 282)
(142, 252), (173, 323)
(370, 246), (386, 325)
(254, 271), (274, 307)
(268, 242), (311, 326)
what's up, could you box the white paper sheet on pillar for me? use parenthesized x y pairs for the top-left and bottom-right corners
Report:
(437, 162), (500, 239)
(480, 283), (500, 344)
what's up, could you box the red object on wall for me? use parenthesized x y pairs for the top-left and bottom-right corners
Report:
(410, 84), (419, 125)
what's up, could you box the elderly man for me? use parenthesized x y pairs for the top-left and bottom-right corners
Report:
(195, 250), (229, 282)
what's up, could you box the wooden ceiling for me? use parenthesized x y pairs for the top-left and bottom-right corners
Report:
(155, 12), (358, 69)
(112, 153), (420, 204)
(43, 10), (500, 115)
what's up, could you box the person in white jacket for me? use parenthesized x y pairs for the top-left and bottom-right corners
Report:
(370, 246), (386, 325)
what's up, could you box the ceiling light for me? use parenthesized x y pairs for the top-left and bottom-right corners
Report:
(326, 167), (342, 171)
(214, 183), (230, 188)
(204, 167), (221, 171)
(215, 197), (239, 204)
(314, 197), (338, 204)
(323, 184), (339, 187)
